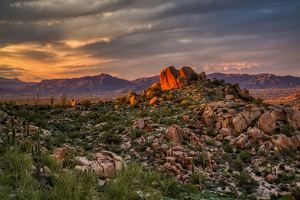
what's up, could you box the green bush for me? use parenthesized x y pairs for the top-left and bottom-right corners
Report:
(239, 149), (252, 163)
(232, 158), (244, 171)
(81, 99), (91, 107)
(223, 142), (233, 153)
(101, 132), (122, 144)
(77, 115), (88, 123)
(281, 124), (296, 137)
(211, 78), (225, 86)
(97, 114), (119, 123)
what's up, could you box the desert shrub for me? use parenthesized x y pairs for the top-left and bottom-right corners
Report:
(212, 78), (225, 86)
(97, 114), (119, 123)
(101, 132), (122, 144)
(291, 186), (300, 200)
(101, 164), (181, 199)
(180, 100), (191, 107)
(232, 158), (244, 171)
(252, 98), (264, 105)
(233, 171), (259, 189)
(191, 72), (198, 81)
(74, 111), (81, 119)
(167, 91), (175, 101)
(91, 104), (98, 111)
(116, 95), (127, 103)
(162, 106), (175, 117)
(77, 115), (88, 123)
(222, 152), (231, 161)
(190, 172), (206, 185)
(239, 149), (252, 163)
(281, 124), (295, 137)
(184, 183), (199, 194)
(208, 88), (215, 96)
(279, 164), (285, 170)
(90, 112), (98, 119)
(81, 99), (91, 107)
(187, 105), (198, 111)
(223, 142), (233, 153)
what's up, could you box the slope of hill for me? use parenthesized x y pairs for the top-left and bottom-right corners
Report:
(131, 75), (160, 86)
(0, 77), (37, 89)
(13, 74), (135, 95)
(207, 73), (300, 89)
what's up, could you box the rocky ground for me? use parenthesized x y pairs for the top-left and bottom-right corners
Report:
(0, 66), (300, 200)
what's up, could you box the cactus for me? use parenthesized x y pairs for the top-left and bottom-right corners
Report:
(33, 93), (40, 112)
(11, 116), (16, 146)
(31, 129), (42, 178)
(192, 157), (195, 174)
(27, 123), (29, 138)
(130, 126), (136, 148)
(49, 93), (54, 108)
(26, 98), (28, 106)
(61, 92), (66, 107)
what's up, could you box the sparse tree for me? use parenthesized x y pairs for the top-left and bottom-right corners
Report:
(61, 92), (66, 107)
(49, 93), (54, 108)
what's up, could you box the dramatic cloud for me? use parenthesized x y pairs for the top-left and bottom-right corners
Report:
(0, 0), (299, 81)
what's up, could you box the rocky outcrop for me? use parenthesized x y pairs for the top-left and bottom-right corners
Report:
(202, 111), (217, 127)
(70, 99), (77, 107)
(239, 89), (251, 101)
(74, 150), (125, 178)
(259, 113), (277, 134)
(168, 124), (186, 143)
(284, 108), (300, 130)
(130, 95), (139, 105)
(160, 66), (193, 90)
(269, 134), (292, 150)
(233, 114), (247, 134)
(151, 82), (161, 88)
(199, 72), (206, 81)
(177, 77), (188, 88)
(160, 66), (180, 90)
(180, 66), (196, 81)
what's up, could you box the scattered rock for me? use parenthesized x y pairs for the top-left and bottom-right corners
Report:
(259, 113), (277, 134)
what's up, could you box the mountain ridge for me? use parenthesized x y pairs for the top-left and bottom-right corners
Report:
(1, 72), (300, 96)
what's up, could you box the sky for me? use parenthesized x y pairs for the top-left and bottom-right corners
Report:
(0, 0), (300, 82)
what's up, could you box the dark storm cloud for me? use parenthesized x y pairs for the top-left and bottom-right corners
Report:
(0, 65), (26, 77)
(0, 0), (299, 80)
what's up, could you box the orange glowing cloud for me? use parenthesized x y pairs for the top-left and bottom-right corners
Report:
(0, 41), (117, 81)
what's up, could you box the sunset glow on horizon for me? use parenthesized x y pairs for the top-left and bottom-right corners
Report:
(1, 0), (300, 82)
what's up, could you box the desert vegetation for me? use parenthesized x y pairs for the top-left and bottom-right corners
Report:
(1, 67), (300, 200)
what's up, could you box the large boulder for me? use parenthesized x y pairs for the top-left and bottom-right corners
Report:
(199, 72), (206, 81)
(233, 114), (248, 134)
(149, 97), (160, 106)
(271, 108), (286, 121)
(239, 89), (251, 101)
(221, 114), (234, 129)
(259, 113), (277, 134)
(177, 76), (188, 88)
(284, 108), (300, 130)
(248, 127), (266, 142)
(70, 99), (77, 107)
(160, 66), (180, 90)
(180, 66), (196, 81)
(151, 82), (161, 88)
(50, 148), (68, 163)
(168, 124), (186, 143)
(269, 134), (292, 150)
(202, 110), (217, 127)
(130, 95), (139, 105)
(235, 133), (247, 149)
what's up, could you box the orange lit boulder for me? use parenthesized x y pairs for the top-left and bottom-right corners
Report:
(160, 66), (180, 90)
(180, 66), (196, 81)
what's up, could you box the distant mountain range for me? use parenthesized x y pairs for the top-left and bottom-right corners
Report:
(207, 73), (300, 89)
(0, 74), (159, 95)
(1, 72), (300, 96)
(0, 77), (37, 89)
